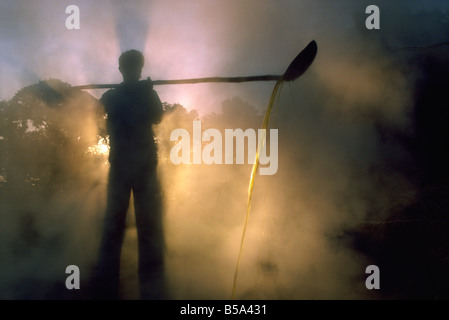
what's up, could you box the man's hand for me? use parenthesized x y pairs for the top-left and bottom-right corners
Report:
(145, 77), (154, 90)
(136, 77), (154, 91)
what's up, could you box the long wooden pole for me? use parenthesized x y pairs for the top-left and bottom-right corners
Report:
(71, 40), (317, 91)
(71, 75), (281, 90)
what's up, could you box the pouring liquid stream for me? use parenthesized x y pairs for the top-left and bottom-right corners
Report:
(231, 80), (284, 299)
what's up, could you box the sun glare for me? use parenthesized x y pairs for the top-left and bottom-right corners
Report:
(88, 137), (110, 156)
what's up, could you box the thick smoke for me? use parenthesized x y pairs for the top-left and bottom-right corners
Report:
(0, 81), (108, 299)
(1, 0), (449, 299)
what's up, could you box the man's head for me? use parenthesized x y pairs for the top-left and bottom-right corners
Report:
(119, 50), (145, 83)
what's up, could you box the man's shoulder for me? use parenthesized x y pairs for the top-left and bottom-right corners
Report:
(100, 88), (120, 106)
(100, 88), (116, 100)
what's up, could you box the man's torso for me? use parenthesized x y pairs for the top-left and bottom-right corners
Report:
(100, 82), (162, 167)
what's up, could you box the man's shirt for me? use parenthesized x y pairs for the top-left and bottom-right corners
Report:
(100, 81), (163, 167)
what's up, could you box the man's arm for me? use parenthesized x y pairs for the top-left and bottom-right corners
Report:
(143, 77), (164, 125)
(150, 89), (164, 125)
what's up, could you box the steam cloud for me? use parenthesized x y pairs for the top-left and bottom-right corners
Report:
(1, 0), (449, 299)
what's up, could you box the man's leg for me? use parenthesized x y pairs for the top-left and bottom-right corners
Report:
(133, 166), (167, 299)
(92, 164), (131, 299)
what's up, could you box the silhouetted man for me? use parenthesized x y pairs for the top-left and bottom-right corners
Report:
(93, 50), (165, 299)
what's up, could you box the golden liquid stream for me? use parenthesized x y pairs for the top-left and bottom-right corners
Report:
(231, 80), (284, 299)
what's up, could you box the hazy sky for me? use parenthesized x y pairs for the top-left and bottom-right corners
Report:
(1, 0), (447, 114)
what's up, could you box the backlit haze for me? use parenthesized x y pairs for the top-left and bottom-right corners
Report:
(1, 0), (449, 299)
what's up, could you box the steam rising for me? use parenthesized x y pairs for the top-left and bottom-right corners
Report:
(1, 0), (449, 299)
